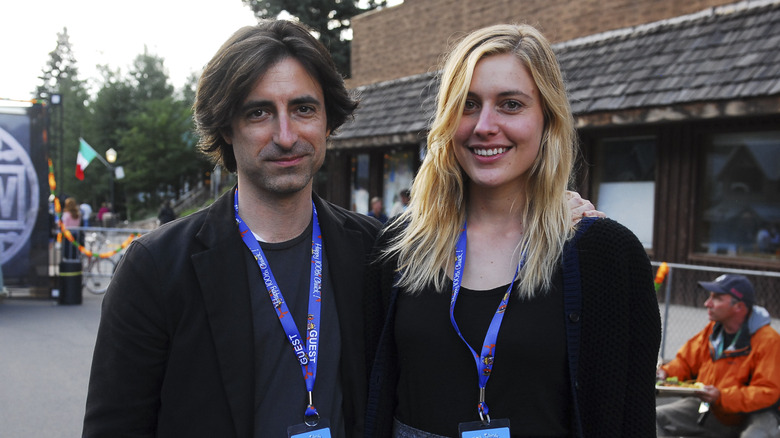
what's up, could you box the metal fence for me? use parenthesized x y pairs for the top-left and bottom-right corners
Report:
(653, 261), (780, 361)
(51, 226), (150, 275)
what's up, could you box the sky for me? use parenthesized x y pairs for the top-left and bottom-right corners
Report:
(0, 0), (259, 104)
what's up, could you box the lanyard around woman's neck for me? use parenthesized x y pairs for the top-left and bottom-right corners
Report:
(233, 188), (325, 427)
(450, 222), (523, 424)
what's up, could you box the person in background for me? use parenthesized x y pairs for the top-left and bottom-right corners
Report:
(96, 202), (114, 227)
(364, 23), (660, 437)
(389, 189), (410, 218)
(61, 197), (82, 261)
(656, 274), (780, 438)
(157, 200), (176, 225)
(771, 224), (780, 254)
(368, 196), (389, 224)
(61, 197), (81, 229)
(96, 202), (109, 222)
(83, 20), (381, 438)
(79, 202), (93, 227)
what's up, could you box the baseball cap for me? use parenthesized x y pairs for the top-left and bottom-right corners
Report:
(698, 274), (755, 305)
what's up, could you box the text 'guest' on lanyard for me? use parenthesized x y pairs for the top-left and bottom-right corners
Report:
(451, 222), (519, 437)
(233, 189), (331, 437)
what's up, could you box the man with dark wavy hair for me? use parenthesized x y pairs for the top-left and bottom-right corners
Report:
(83, 20), (381, 438)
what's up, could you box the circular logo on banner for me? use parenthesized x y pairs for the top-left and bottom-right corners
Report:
(0, 127), (40, 265)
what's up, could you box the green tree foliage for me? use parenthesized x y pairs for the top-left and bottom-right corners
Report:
(88, 69), (136, 212)
(108, 52), (210, 219)
(35, 27), (94, 204)
(181, 72), (199, 106)
(242, 0), (387, 77)
(91, 68), (135, 151)
(130, 48), (175, 101)
(35, 34), (212, 222)
(118, 96), (209, 218)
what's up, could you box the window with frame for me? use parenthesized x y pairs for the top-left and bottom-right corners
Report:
(382, 149), (415, 218)
(695, 131), (780, 260)
(592, 136), (657, 249)
(350, 153), (370, 214)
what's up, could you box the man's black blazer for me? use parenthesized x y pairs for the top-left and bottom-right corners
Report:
(83, 188), (381, 437)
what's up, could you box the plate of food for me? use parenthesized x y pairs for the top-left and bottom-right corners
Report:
(656, 377), (705, 395)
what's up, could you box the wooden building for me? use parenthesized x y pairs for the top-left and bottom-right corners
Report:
(318, 0), (780, 309)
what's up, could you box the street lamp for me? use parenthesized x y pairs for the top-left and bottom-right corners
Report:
(105, 148), (117, 223)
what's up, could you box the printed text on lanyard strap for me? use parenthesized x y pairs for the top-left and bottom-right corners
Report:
(450, 222), (523, 425)
(233, 188), (324, 427)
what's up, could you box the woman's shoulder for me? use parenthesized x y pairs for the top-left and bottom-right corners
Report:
(575, 217), (646, 253)
(579, 217), (638, 238)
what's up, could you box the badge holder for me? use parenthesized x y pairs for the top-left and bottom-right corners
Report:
(288, 419), (331, 438)
(458, 391), (511, 438)
(459, 417), (510, 438)
(288, 397), (331, 438)
(697, 401), (710, 425)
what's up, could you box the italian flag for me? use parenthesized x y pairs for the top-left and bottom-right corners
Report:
(76, 138), (98, 181)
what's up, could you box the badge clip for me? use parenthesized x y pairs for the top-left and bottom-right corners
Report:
(305, 391), (320, 427)
(478, 387), (491, 425)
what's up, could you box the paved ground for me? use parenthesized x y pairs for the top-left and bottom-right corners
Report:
(0, 287), (104, 438)
(1, 285), (779, 437)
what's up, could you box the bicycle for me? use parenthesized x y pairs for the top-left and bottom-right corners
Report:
(81, 231), (118, 295)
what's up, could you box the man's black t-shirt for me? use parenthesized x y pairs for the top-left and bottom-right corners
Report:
(249, 220), (345, 437)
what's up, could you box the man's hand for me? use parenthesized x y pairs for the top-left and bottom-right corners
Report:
(567, 190), (606, 223)
(695, 385), (720, 404)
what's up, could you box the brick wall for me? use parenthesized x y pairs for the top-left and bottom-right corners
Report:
(349, 0), (737, 87)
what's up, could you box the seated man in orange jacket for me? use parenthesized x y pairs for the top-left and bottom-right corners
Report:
(657, 274), (780, 437)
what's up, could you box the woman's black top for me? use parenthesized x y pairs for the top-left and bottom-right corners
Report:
(394, 274), (570, 437)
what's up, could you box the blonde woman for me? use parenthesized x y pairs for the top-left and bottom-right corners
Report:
(364, 24), (661, 437)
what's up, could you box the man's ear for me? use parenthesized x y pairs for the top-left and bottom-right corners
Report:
(221, 128), (233, 145)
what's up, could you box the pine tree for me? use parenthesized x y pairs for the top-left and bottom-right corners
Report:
(35, 27), (93, 201)
(242, 0), (387, 77)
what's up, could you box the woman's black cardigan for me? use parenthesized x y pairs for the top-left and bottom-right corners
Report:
(363, 218), (662, 437)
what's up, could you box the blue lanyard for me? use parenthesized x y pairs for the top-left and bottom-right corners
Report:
(233, 189), (324, 425)
(450, 223), (521, 423)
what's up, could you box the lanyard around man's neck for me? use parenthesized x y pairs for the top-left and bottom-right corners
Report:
(233, 188), (325, 426)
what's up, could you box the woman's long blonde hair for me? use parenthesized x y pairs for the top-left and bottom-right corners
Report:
(384, 24), (578, 298)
